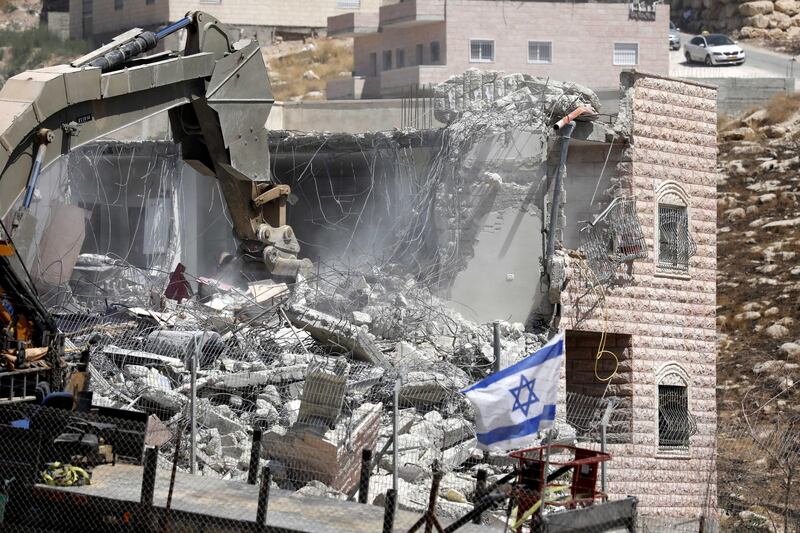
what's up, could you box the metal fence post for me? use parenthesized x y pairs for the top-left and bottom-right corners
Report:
(256, 466), (271, 529)
(472, 469), (487, 524)
(248, 428), (263, 485)
(190, 333), (200, 475)
(383, 489), (397, 533)
(600, 399), (615, 500)
(358, 448), (373, 504)
(392, 376), (400, 495)
(492, 321), (501, 373)
(140, 446), (158, 532)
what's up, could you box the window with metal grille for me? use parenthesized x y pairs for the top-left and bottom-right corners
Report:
(469, 39), (494, 62)
(382, 50), (392, 71)
(613, 42), (638, 65)
(658, 385), (690, 449)
(416, 44), (424, 65)
(114, 0), (123, 10)
(337, 0), (361, 8)
(430, 41), (440, 63)
(396, 48), (405, 68)
(528, 41), (552, 64)
(658, 204), (691, 273)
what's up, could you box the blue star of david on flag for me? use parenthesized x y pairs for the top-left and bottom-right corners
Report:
(509, 374), (539, 416)
(461, 333), (565, 450)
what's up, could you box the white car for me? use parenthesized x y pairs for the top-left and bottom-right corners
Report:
(684, 34), (745, 66)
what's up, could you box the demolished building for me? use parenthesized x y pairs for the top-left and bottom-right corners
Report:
(3, 65), (717, 530)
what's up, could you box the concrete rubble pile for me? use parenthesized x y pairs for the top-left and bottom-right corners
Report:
(51, 70), (595, 522)
(396, 69), (603, 292)
(54, 251), (549, 521)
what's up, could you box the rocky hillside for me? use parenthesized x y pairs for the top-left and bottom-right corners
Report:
(716, 96), (800, 528)
(264, 37), (352, 102)
(0, 0), (40, 31)
(672, 0), (800, 53)
(0, 0), (87, 88)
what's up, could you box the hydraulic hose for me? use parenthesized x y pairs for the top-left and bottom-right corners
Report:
(88, 16), (193, 72)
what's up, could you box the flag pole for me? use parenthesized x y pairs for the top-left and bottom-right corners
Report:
(540, 428), (555, 520)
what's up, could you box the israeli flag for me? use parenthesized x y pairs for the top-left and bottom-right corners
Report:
(462, 333), (564, 450)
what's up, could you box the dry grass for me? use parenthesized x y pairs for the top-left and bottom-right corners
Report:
(267, 38), (353, 101)
(762, 93), (800, 126)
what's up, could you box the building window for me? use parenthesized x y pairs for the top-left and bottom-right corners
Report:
(469, 39), (494, 63)
(528, 41), (552, 64)
(337, 0), (361, 8)
(396, 48), (405, 68)
(146, 0), (155, 4)
(114, 0), (123, 10)
(430, 41), (440, 63)
(658, 385), (690, 450)
(613, 42), (638, 65)
(382, 50), (392, 71)
(369, 52), (377, 77)
(655, 182), (695, 276)
(658, 205), (690, 273)
(416, 43), (424, 65)
(656, 364), (695, 454)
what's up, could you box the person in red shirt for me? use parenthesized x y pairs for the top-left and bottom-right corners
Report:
(164, 263), (194, 303)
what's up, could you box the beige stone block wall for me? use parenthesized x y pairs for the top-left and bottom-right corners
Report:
(444, 1), (669, 89)
(354, 23), (446, 76)
(169, 0), (392, 29)
(561, 73), (718, 519)
(76, 0), (169, 36)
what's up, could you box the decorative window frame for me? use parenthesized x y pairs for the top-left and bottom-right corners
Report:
(654, 181), (692, 280)
(655, 362), (692, 458)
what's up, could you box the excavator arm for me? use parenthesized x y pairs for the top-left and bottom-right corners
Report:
(0, 11), (310, 278)
(0, 12), (310, 401)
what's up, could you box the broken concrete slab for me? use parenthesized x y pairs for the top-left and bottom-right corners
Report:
(197, 399), (247, 435)
(442, 438), (480, 470)
(263, 402), (382, 492)
(137, 387), (188, 414)
(208, 363), (306, 390)
(400, 366), (469, 407)
(248, 281), (289, 305)
(379, 431), (443, 482)
(292, 480), (348, 501)
(105, 345), (185, 374)
(145, 330), (227, 367)
(298, 360), (349, 427)
(441, 418), (475, 449)
(371, 476), (474, 518)
(284, 305), (390, 369)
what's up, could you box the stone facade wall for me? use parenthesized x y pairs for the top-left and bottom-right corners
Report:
(353, 22), (446, 76)
(345, 0), (669, 97)
(560, 73), (718, 520)
(67, 0), (169, 39)
(444, 1), (669, 89)
(169, 0), (392, 31)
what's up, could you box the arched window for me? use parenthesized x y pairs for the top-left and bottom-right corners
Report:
(656, 363), (695, 452)
(655, 182), (695, 275)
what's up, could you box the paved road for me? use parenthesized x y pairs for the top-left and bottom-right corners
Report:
(671, 32), (799, 80)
